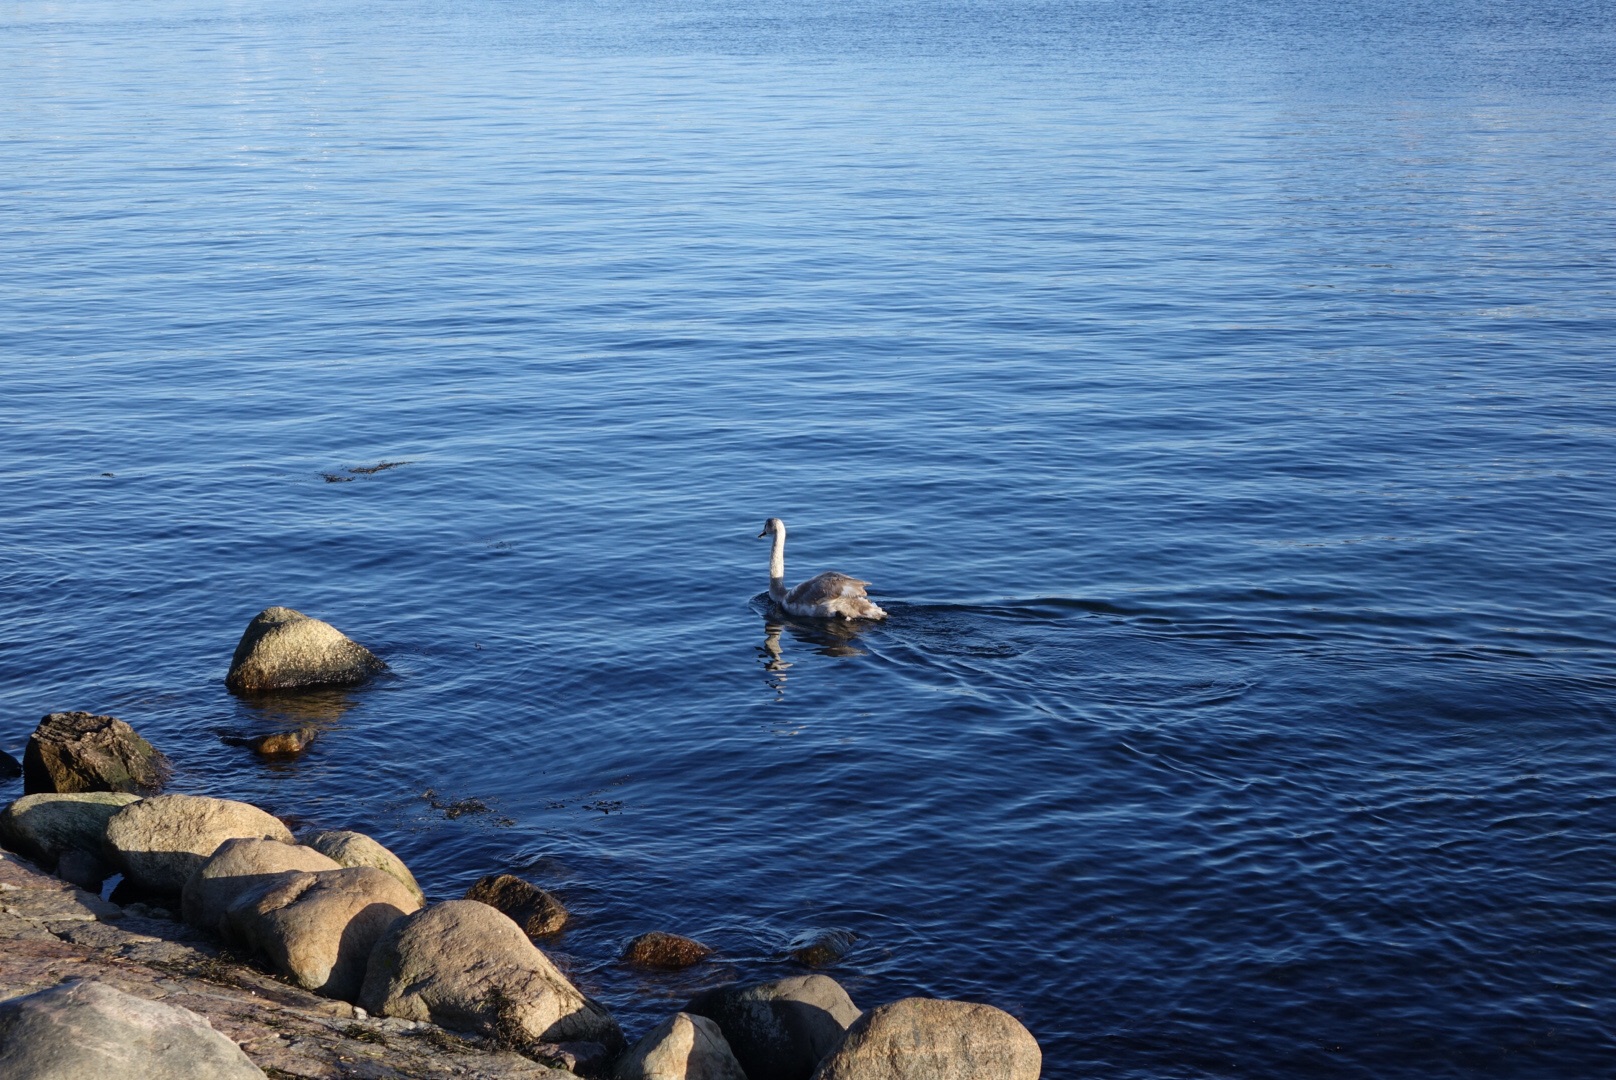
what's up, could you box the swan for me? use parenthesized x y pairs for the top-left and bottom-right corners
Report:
(758, 518), (888, 621)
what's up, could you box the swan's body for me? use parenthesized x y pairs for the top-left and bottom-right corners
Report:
(759, 518), (888, 621)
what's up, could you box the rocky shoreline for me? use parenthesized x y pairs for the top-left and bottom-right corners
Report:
(0, 608), (1042, 1079)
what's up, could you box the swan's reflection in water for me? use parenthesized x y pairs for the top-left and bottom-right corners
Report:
(758, 616), (871, 699)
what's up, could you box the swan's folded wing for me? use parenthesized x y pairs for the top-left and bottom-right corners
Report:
(786, 571), (872, 606)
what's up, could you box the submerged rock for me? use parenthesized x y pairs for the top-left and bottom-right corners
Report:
(104, 794), (294, 895)
(303, 828), (425, 905)
(809, 998), (1041, 1080)
(787, 929), (856, 968)
(181, 836), (341, 937)
(623, 931), (712, 970)
(361, 899), (621, 1049)
(615, 1012), (747, 1080)
(22, 712), (170, 796)
(0, 979), (267, 1080)
(0, 791), (141, 867)
(246, 726), (319, 757)
(226, 865), (421, 1001)
(686, 975), (860, 1080)
(465, 872), (568, 936)
(225, 606), (384, 693)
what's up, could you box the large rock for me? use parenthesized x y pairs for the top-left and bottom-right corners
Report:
(617, 1012), (747, 1080)
(0, 979), (266, 1079)
(304, 828), (425, 904)
(181, 836), (341, 937)
(0, 791), (141, 866)
(361, 899), (621, 1048)
(22, 711), (170, 796)
(465, 872), (567, 936)
(227, 866), (421, 1001)
(686, 975), (860, 1080)
(810, 998), (1041, 1080)
(226, 606), (384, 693)
(104, 793), (294, 895)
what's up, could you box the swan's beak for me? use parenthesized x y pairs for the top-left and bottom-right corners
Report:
(757, 528), (769, 538)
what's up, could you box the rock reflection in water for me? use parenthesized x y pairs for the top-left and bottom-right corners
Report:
(221, 689), (357, 770)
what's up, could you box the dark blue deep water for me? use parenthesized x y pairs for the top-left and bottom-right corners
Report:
(4, 0), (1616, 1075)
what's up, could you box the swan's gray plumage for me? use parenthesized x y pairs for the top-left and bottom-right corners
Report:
(758, 518), (887, 621)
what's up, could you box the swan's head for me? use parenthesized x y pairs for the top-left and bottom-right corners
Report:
(758, 517), (785, 538)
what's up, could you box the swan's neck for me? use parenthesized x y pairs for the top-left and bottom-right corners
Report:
(768, 527), (787, 601)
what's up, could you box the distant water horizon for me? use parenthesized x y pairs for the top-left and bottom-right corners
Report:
(4, 0), (1616, 1075)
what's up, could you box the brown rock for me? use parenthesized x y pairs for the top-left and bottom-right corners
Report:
(788, 929), (857, 968)
(225, 606), (384, 693)
(466, 872), (568, 936)
(247, 726), (319, 757)
(809, 998), (1041, 1080)
(226, 866), (422, 1001)
(623, 931), (712, 969)
(22, 712), (170, 796)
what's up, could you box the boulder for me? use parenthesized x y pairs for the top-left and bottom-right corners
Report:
(0, 748), (19, 779)
(360, 899), (621, 1049)
(810, 998), (1040, 1080)
(623, 931), (712, 969)
(104, 793), (294, 895)
(181, 836), (341, 936)
(0, 979), (266, 1079)
(686, 975), (860, 1080)
(0, 791), (141, 865)
(304, 828), (425, 904)
(465, 872), (567, 936)
(22, 711), (170, 796)
(225, 606), (384, 692)
(616, 1012), (747, 1080)
(226, 866), (421, 1001)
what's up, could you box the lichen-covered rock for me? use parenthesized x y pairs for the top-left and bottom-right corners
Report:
(225, 606), (385, 693)
(361, 899), (621, 1049)
(304, 828), (425, 904)
(182, 836), (341, 937)
(0, 979), (267, 1079)
(686, 975), (860, 1080)
(226, 865), (421, 1001)
(0, 791), (141, 866)
(616, 1012), (747, 1080)
(104, 794), (294, 895)
(810, 998), (1041, 1080)
(22, 712), (171, 796)
(465, 872), (567, 936)
(623, 931), (712, 969)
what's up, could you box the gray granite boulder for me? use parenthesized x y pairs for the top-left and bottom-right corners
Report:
(182, 836), (341, 937)
(22, 711), (170, 796)
(361, 898), (622, 1048)
(810, 998), (1041, 1080)
(227, 865), (421, 1001)
(616, 1012), (747, 1080)
(0, 979), (267, 1079)
(226, 606), (384, 692)
(104, 793), (294, 895)
(303, 828), (425, 904)
(466, 871), (567, 936)
(0, 791), (140, 866)
(686, 975), (860, 1080)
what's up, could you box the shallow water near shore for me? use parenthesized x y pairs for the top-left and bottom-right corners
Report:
(4, 0), (1616, 1075)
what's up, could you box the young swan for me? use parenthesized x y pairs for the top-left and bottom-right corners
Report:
(758, 518), (888, 621)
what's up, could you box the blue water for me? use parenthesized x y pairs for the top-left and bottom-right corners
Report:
(4, 0), (1616, 1075)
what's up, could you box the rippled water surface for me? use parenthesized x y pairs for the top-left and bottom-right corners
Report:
(4, 0), (1616, 1075)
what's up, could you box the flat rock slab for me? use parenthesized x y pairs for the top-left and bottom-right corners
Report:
(0, 852), (570, 1080)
